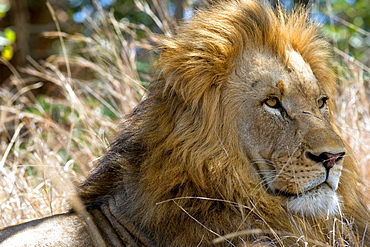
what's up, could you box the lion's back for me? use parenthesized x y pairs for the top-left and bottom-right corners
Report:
(0, 214), (92, 247)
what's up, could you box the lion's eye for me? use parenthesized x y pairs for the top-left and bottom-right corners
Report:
(318, 97), (328, 109)
(264, 97), (281, 109)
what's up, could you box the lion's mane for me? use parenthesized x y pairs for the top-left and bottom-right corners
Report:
(79, 0), (370, 245)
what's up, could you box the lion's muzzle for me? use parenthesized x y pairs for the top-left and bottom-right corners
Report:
(306, 151), (345, 172)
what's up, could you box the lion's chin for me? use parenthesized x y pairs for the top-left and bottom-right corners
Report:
(285, 184), (341, 218)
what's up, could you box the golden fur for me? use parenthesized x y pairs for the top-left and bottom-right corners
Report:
(1, 0), (369, 246)
(77, 0), (370, 245)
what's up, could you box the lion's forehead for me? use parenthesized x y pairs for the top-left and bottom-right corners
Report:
(284, 50), (320, 94)
(239, 50), (320, 96)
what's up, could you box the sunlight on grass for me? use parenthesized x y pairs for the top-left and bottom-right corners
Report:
(0, 0), (153, 227)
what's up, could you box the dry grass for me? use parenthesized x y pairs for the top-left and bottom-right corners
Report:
(0, 1), (369, 244)
(0, 1), (154, 227)
(335, 61), (370, 198)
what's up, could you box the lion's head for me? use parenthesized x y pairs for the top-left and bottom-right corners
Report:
(79, 0), (370, 245)
(232, 48), (346, 218)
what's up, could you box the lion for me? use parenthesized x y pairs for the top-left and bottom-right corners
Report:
(1, 0), (370, 246)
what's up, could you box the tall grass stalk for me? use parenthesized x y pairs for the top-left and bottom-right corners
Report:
(0, 0), (161, 227)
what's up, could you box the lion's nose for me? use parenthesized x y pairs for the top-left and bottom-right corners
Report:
(306, 151), (345, 170)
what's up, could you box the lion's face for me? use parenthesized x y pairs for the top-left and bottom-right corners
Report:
(230, 49), (345, 218)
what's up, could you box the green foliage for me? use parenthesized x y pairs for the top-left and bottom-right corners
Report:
(68, 0), (154, 29)
(26, 96), (79, 126)
(0, 13), (16, 61)
(0, 0), (9, 18)
(318, 0), (370, 64)
(0, 0), (15, 61)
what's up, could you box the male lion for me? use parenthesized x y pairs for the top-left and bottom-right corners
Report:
(1, 0), (370, 246)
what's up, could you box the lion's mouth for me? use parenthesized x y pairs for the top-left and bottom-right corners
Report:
(275, 190), (297, 198)
(283, 183), (341, 217)
(274, 182), (334, 199)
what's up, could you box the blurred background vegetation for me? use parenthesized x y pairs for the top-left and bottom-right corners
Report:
(0, 0), (369, 84)
(0, 0), (369, 228)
